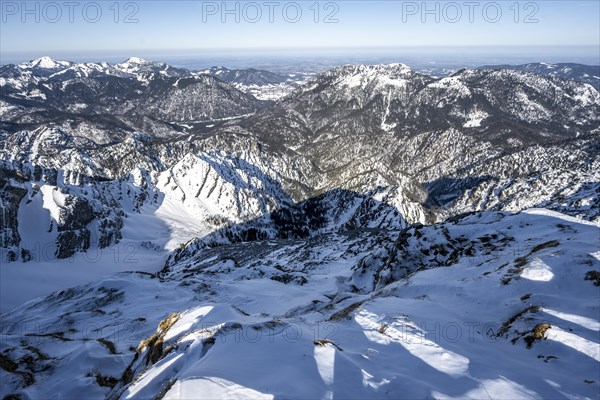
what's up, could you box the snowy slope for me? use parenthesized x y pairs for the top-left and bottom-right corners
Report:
(1, 209), (598, 399)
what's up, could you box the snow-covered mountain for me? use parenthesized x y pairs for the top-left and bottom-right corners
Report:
(1, 59), (598, 263)
(0, 56), (190, 83)
(1, 209), (599, 399)
(0, 59), (264, 131)
(201, 66), (291, 85)
(479, 62), (600, 89)
(240, 64), (600, 219)
(15, 56), (73, 76)
(200, 66), (311, 100)
(1, 58), (599, 399)
(114, 57), (191, 78)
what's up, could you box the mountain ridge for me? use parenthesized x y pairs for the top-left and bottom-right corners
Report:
(1, 59), (599, 264)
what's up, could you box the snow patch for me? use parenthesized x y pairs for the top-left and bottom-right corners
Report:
(164, 377), (274, 399)
(543, 308), (600, 331)
(546, 327), (600, 362)
(463, 108), (489, 128)
(520, 258), (554, 281)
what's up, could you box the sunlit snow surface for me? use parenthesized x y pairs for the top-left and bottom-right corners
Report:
(521, 258), (554, 281)
(1, 209), (599, 399)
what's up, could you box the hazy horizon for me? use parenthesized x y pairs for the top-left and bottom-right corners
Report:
(2, 0), (599, 70)
(2, 45), (599, 73)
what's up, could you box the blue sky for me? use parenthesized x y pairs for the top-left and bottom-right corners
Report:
(1, 1), (599, 62)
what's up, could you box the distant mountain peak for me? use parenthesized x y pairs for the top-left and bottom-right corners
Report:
(123, 56), (151, 65)
(355, 63), (412, 72)
(477, 62), (600, 89)
(20, 56), (71, 69)
(327, 63), (414, 80)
